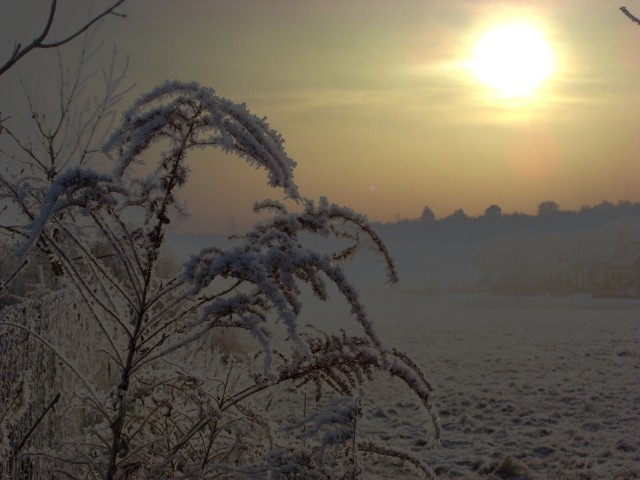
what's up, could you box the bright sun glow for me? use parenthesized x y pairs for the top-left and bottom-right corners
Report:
(469, 22), (554, 98)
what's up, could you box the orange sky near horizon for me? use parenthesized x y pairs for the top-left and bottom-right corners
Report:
(2, 0), (640, 234)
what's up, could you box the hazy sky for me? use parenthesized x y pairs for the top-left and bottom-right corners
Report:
(3, 0), (640, 233)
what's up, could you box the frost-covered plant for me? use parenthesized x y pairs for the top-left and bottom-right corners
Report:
(0, 81), (439, 479)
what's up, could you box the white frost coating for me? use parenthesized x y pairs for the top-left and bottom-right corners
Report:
(3, 78), (442, 480)
(102, 80), (300, 200)
(17, 166), (126, 257)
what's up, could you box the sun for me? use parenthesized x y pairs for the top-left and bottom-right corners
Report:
(469, 22), (554, 98)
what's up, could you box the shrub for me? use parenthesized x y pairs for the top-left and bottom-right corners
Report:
(1, 81), (439, 479)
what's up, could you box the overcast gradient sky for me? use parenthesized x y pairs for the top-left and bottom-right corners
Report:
(3, 0), (640, 233)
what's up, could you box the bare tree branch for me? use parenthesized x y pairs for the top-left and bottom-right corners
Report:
(0, 0), (128, 77)
(620, 6), (640, 25)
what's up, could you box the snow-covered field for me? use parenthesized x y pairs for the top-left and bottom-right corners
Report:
(302, 289), (640, 479)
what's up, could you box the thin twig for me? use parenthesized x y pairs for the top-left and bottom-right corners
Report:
(621, 6), (640, 25)
(13, 393), (61, 455)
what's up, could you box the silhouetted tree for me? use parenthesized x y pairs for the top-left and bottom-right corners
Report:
(483, 205), (502, 219)
(451, 209), (468, 219)
(420, 206), (436, 223)
(537, 200), (560, 216)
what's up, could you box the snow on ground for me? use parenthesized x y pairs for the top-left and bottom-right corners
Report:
(300, 289), (640, 479)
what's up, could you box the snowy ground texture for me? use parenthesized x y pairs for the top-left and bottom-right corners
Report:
(303, 289), (639, 479)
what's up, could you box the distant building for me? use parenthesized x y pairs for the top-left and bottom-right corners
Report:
(591, 219), (640, 298)
(474, 218), (640, 298)
(561, 224), (619, 293)
(474, 232), (566, 295)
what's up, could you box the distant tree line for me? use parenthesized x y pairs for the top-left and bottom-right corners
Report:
(378, 200), (640, 237)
